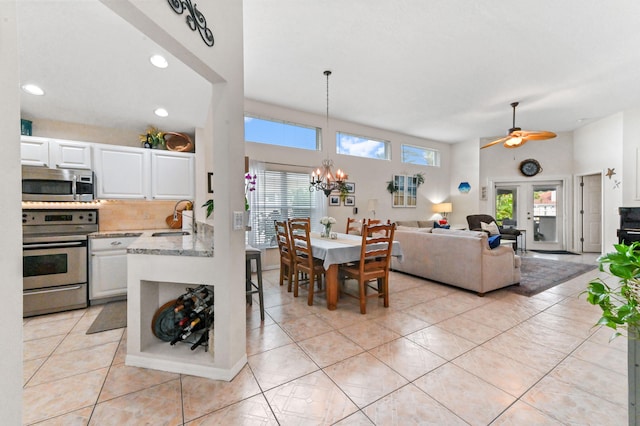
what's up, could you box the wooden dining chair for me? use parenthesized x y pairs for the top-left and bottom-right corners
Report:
(288, 217), (311, 226)
(345, 217), (363, 235)
(288, 220), (325, 306)
(274, 220), (294, 291)
(364, 219), (391, 236)
(339, 222), (396, 314)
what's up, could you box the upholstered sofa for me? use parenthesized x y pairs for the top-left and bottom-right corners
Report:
(390, 228), (521, 295)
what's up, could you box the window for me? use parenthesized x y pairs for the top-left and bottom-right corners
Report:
(248, 168), (323, 248)
(401, 144), (440, 166)
(244, 115), (320, 150)
(336, 132), (390, 160)
(391, 174), (418, 208)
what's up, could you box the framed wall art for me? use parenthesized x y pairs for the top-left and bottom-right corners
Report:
(344, 195), (355, 206)
(345, 182), (355, 193)
(329, 195), (340, 206)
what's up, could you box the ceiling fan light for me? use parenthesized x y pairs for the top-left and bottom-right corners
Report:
(505, 136), (523, 147)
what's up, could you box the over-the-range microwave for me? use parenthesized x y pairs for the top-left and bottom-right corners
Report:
(22, 165), (95, 202)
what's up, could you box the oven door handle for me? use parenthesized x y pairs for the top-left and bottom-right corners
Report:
(23, 241), (86, 250)
(24, 285), (83, 296)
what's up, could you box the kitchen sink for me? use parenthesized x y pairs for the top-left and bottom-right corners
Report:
(151, 231), (190, 237)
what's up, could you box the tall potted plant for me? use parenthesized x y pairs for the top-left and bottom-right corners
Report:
(585, 242), (640, 425)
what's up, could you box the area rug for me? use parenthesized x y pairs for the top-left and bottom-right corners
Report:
(530, 249), (580, 255)
(86, 301), (127, 334)
(508, 257), (597, 296)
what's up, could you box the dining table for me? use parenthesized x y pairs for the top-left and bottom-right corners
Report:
(308, 232), (403, 310)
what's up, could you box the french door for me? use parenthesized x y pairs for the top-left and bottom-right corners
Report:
(494, 180), (565, 251)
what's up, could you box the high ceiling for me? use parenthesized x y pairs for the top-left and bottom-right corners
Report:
(18, 1), (640, 144)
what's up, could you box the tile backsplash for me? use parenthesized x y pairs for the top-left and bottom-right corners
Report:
(98, 200), (186, 231)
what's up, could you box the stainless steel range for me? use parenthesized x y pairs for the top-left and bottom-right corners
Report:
(22, 209), (98, 317)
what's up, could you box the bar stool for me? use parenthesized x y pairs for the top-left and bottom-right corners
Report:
(245, 245), (264, 321)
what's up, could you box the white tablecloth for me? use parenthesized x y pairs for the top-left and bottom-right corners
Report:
(309, 232), (403, 270)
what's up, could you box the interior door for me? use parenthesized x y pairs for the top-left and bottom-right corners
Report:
(581, 174), (602, 253)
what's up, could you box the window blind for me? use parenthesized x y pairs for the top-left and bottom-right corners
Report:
(247, 169), (323, 248)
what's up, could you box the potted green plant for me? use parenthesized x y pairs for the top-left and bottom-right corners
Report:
(202, 199), (214, 218)
(386, 180), (399, 194)
(584, 241), (640, 425)
(139, 126), (165, 149)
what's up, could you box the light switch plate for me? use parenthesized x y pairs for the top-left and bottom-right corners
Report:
(233, 211), (244, 230)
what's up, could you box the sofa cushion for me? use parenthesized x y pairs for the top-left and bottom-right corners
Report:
(488, 234), (501, 249)
(395, 220), (419, 228)
(418, 221), (433, 228)
(481, 221), (500, 235)
(416, 227), (433, 233)
(433, 221), (450, 229)
(396, 225), (417, 231)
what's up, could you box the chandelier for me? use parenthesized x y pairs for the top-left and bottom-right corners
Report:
(310, 70), (348, 197)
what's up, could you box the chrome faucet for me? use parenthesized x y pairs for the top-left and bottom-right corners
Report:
(173, 199), (195, 233)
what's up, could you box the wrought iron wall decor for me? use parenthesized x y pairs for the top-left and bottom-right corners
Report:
(168, 0), (214, 47)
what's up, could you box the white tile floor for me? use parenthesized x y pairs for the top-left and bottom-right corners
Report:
(23, 251), (628, 425)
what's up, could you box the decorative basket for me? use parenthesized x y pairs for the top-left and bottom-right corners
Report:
(164, 132), (194, 152)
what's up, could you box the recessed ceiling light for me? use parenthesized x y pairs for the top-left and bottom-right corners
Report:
(154, 108), (168, 117)
(21, 84), (44, 96)
(149, 54), (168, 69)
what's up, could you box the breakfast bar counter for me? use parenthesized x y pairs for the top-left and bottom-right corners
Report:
(125, 228), (246, 381)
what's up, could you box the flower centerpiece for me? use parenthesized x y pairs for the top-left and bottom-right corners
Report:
(320, 216), (336, 238)
(139, 126), (165, 149)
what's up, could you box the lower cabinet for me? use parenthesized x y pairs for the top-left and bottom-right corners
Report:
(90, 236), (138, 301)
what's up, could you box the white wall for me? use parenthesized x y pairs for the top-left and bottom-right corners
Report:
(244, 99), (451, 229)
(0, 1), (23, 422)
(622, 108), (640, 205)
(106, 0), (247, 372)
(574, 113), (623, 251)
(449, 139), (480, 227)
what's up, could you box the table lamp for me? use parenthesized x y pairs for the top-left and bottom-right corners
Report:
(433, 202), (452, 224)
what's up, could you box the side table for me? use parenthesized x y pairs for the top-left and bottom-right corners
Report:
(517, 229), (527, 252)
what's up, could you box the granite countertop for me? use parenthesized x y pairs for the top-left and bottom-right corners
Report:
(89, 228), (213, 258)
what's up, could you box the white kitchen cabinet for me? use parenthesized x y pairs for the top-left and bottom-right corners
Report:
(150, 150), (195, 200)
(93, 144), (150, 199)
(90, 236), (138, 301)
(49, 139), (92, 169)
(20, 136), (50, 167)
(21, 136), (92, 169)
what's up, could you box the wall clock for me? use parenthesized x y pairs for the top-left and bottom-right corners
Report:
(519, 159), (542, 177)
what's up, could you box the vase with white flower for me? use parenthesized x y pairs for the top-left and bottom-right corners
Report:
(320, 216), (336, 238)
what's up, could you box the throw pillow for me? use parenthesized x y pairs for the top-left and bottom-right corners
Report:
(488, 234), (501, 249)
(433, 221), (450, 229)
(481, 221), (500, 236)
(395, 225), (415, 231)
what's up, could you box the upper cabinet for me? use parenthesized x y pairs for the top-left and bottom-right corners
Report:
(93, 144), (195, 200)
(21, 136), (195, 200)
(93, 145), (150, 199)
(150, 150), (195, 200)
(50, 139), (93, 169)
(20, 136), (49, 167)
(21, 136), (92, 169)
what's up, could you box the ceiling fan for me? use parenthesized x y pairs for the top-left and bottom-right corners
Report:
(481, 102), (556, 149)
